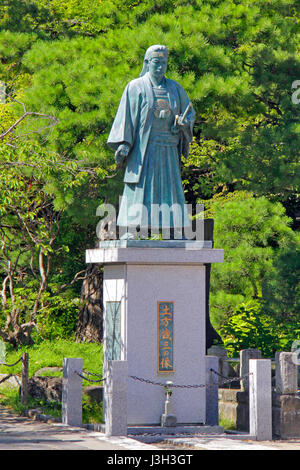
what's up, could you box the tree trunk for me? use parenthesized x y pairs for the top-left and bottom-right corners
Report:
(75, 264), (103, 343)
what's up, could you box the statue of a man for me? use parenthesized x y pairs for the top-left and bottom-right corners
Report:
(107, 45), (195, 239)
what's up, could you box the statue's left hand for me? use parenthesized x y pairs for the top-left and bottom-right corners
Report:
(171, 115), (189, 134)
(115, 143), (130, 167)
(176, 115), (190, 128)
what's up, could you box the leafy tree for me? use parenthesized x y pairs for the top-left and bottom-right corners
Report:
(1, 0), (298, 214)
(209, 193), (296, 329)
(0, 92), (96, 344)
(0, 139), (61, 344)
(0, 0), (299, 345)
(262, 233), (300, 339)
(218, 300), (280, 357)
(13, 0), (298, 212)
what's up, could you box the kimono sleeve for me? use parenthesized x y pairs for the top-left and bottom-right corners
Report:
(107, 81), (141, 153)
(177, 83), (195, 158)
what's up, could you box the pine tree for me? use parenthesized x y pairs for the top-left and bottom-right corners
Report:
(0, 0), (299, 343)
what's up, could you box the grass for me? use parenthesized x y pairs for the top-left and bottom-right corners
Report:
(0, 387), (103, 423)
(0, 387), (62, 419)
(0, 338), (103, 377)
(0, 338), (104, 423)
(219, 416), (237, 431)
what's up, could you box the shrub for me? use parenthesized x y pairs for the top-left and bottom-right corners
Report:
(218, 300), (280, 357)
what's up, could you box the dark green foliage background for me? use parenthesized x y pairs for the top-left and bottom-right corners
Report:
(0, 0), (299, 352)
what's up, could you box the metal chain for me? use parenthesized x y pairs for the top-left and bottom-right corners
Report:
(0, 374), (12, 385)
(129, 375), (206, 389)
(129, 370), (252, 389)
(74, 370), (106, 383)
(210, 368), (253, 387)
(0, 356), (23, 367)
(84, 371), (103, 379)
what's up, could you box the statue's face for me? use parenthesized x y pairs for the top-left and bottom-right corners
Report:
(148, 55), (168, 81)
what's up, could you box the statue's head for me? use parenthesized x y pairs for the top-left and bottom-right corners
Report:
(140, 45), (169, 78)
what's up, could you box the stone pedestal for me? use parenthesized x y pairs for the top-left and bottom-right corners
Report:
(86, 241), (223, 426)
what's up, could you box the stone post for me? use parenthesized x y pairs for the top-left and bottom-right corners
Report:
(104, 360), (128, 436)
(62, 358), (83, 427)
(249, 359), (272, 441)
(21, 352), (29, 405)
(207, 345), (229, 384)
(240, 349), (261, 391)
(275, 352), (298, 394)
(205, 356), (219, 426)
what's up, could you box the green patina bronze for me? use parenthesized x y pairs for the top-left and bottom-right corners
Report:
(107, 45), (195, 239)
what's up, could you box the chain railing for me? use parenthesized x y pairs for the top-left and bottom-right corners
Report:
(74, 370), (106, 383)
(210, 368), (253, 387)
(0, 356), (23, 367)
(0, 356), (22, 386)
(129, 375), (206, 388)
(71, 370), (251, 390)
(129, 369), (252, 390)
(0, 353), (28, 404)
(72, 369), (252, 390)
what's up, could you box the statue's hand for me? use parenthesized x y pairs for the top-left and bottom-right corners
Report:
(171, 115), (189, 134)
(176, 115), (190, 128)
(115, 143), (130, 167)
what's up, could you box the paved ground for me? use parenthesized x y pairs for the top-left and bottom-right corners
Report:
(153, 435), (300, 450)
(131, 430), (300, 451)
(1, 406), (300, 451)
(0, 407), (155, 450)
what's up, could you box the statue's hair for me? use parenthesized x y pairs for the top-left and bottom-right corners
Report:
(140, 45), (169, 77)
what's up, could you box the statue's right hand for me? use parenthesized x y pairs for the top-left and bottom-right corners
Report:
(115, 143), (130, 166)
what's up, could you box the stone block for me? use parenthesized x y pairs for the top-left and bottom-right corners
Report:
(218, 389), (249, 431)
(272, 392), (300, 439)
(240, 349), (261, 391)
(34, 367), (62, 376)
(275, 352), (298, 394)
(206, 346), (229, 385)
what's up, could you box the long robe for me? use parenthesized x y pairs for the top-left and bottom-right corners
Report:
(107, 72), (195, 230)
